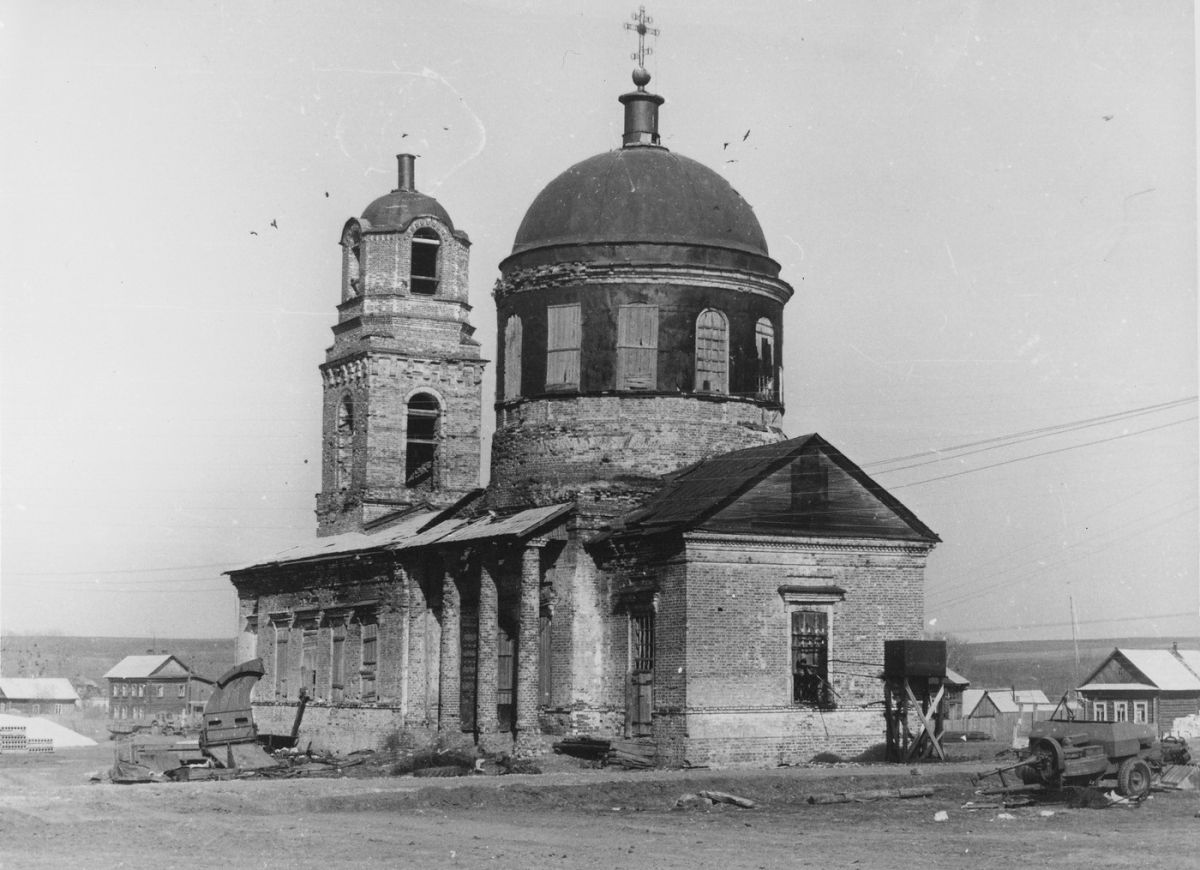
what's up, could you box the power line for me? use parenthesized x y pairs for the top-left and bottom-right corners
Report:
(868, 396), (1197, 475)
(889, 416), (1197, 490)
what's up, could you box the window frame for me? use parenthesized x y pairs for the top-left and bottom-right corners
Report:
(1113, 700), (1129, 722)
(545, 303), (581, 391)
(755, 317), (777, 400)
(503, 314), (523, 400)
(1132, 701), (1148, 723)
(404, 392), (441, 490)
(778, 586), (842, 710)
(694, 308), (729, 393)
(1092, 701), (1107, 721)
(409, 227), (441, 295)
(616, 303), (659, 391)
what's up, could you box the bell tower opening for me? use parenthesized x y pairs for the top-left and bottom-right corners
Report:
(405, 393), (441, 490)
(411, 228), (441, 295)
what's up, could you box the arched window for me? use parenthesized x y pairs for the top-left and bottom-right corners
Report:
(755, 318), (776, 400)
(410, 228), (440, 295)
(335, 395), (354, 491)
(341, 225), (363, 299)
(694, 309), (728, 393)
(503, 315), (523, 400)
(405, 393), (440, 489)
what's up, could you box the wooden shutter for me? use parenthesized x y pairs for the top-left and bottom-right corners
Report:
(546, 304), (580, 390)
(503, 315), (523, 399)
(617, 304), (658, 390)
(694, 309), (728, 392)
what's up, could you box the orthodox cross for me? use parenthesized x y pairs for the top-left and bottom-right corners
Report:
(624, 6), (660, 68)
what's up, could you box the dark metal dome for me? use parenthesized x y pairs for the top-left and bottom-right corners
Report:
(359, 154), (456, 232)
(510, 147), (769, 258)
(360, 189), (454, 232)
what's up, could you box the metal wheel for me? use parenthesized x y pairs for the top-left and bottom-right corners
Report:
(1116, 757), (1152, 799)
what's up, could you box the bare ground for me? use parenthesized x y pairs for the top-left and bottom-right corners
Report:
(1, 741), (1196, 869)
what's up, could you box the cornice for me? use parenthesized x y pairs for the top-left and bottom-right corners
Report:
(682, 531), (935, 556)
(492, 261), (792, 305)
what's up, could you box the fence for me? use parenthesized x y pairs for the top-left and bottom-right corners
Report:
(942, 711), (1053, 746)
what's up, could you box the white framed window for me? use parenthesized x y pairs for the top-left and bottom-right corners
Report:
(1113, 700), (1129, 722)
(1092, 701), (1107, 721)
(546, 304), (581, 390)
(177, 684), (186, 699)
(156, 685), (164, 699)
(1132, 701), (1148, 723)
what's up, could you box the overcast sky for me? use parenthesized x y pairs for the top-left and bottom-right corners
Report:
(1, 0), (1196, 643)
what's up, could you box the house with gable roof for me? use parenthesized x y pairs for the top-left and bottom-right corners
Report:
(103, 655), (214, 727)
(0, 678), (80, 716)
(1077, 646), (1200, 735)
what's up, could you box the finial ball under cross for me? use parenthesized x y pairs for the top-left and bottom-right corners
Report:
(624, 5), (660, 83)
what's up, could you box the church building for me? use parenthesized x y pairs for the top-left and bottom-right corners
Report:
(228, 41), (939, 767)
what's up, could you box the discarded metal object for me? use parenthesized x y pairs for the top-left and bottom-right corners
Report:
(200, 658), (279, 771)
(974, 718), (1165, 800)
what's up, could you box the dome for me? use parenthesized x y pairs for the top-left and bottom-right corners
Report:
(358, 154), (457, 233)
(360, 189), (454, 232)
(510, 147), (769, 259)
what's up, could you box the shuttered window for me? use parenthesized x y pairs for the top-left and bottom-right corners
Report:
(617, 304), (658, 390)
(546, 304), (581, 390)
(694, 308), (728, 393)
(503, 315), (523, 400)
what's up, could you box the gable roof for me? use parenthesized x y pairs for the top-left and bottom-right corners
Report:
(963, 688), (1051, 716)
(0, 678), (80, 702)
(103, 655), (193, 680)
(606, 434), (938, 543)
(1079, 648), (1200, 693)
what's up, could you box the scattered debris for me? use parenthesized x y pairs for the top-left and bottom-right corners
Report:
(674, 793), (713, 810)
(807, 786), (934, 805)
(699, 790), (756, 809)
(933, 810), (949, 822)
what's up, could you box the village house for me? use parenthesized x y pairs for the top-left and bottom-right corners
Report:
(103, 655), (214, 727)
(1077, 646), (1200, 736)
(228, 52), (940, 766)
(0, 678), (80, 716)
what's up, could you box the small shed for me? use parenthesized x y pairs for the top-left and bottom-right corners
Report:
(0, 678), (81, 715)
(1077, 647), (1200, 736)
(941, 667), (971, 719)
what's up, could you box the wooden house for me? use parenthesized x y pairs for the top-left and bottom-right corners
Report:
(1077, 647), (1200, 736)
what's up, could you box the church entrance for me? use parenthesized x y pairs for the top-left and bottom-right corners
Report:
(627, 611), (654, 737)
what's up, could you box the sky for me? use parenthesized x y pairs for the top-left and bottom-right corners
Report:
(1, 0), (1196, 643)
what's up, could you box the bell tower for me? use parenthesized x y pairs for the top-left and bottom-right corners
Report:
(317, 154), (485, 536)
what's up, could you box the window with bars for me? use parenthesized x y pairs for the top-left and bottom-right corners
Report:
(791, 610), (832, 708)
(546, 304), (581, 390)
(694, 308), (728, 393)
(617, 304), (658, 390)
(503, 315), (523, 400)
(630, 613), (655, 674)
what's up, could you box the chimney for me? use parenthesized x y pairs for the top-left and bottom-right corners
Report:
(397, 153), (416, 191)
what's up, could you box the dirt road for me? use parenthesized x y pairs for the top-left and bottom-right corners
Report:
(1, 743), (1196, 869)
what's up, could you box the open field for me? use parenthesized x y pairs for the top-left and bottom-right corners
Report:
(1, 741), (1196, 870)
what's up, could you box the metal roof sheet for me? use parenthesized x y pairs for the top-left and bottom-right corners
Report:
(230, 509), (440, 571)
(422, 504), (573, 546)
(1117, 649), (1200, 691)
(102, 655), (183, 680)
(0, 678), (79, 702)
